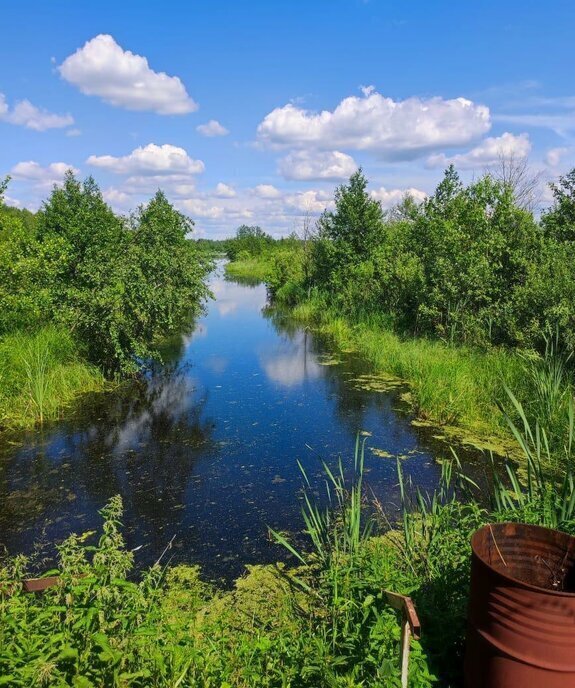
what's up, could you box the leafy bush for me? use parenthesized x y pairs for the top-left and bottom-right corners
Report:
(0, 174), (212, 375)
(0, 492), (427, 687)
(264, 166), (575, 356)
(3, 397), (575, 686)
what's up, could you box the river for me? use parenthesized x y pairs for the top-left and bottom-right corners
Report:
(0, 262), (466, 582)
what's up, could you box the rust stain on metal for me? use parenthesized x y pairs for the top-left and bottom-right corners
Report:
(465, 522), (575, 687)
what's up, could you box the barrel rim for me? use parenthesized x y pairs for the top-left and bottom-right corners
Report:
(471, 522), (575, 598)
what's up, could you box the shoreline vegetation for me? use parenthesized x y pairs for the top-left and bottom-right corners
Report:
(224, 166), (575, 461)
(0, 173), (211, 432)
(3, 416), (574, 686)
(285, 293), (524, 450)
(230, 270), (527, 455)
(0, 326), (106, 430)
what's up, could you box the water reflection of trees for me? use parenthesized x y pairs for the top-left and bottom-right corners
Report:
(262, 307), (392, 438)
(263, 306), (485, 487)
(0, 367), (216, 563)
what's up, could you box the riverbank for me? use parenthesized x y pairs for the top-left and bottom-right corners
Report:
(0, 492), (445, 687)
(0, 326), (106, 430)
(224, 255), (274, 281)
(3, 419), (573, 687)
(227, 255), (526, 450)
(289, 298), (526, 446)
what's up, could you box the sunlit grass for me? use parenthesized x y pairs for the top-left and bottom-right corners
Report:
(0, 326), (105, 429)
(289, 296), (527, 438)
(225, 256), (274, 282)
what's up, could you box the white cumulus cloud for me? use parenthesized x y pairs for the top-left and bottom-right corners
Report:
(545, 146), (570, 168)
(180, 199), (225, 219)
(279, 150), (357, 180)
(370, 186), (427, 208)
(0, 93), (74, 131)
(257, 89), (491, 160)
(11, 161), (79, 187)
(4, 195), (22, 208)
(87, 143), (204, 176)
(59, 34), (197, 114)
(426, 132), (531, 170)
(284, 189), (333, 213)
(121, 174), (196, 196)
(252, 184), (282, 199)
(196, 119), (229, 137)
(102, 188), (131, 209)
(214, 182), (236, 198)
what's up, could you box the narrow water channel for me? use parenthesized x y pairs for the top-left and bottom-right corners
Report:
(0, 263), (465, 582)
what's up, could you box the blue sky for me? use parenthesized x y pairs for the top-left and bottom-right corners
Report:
(1, 0), (574, 237)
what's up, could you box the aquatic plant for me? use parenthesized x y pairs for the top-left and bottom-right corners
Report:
(0, 326), (104, 429)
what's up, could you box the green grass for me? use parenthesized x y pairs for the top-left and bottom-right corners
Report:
(289, 297), (530, 444)
(0, 491), (435, 687)
(0, 326), (105, 430)
(225, 256), (275, 282)
(4, 409), (573, 686)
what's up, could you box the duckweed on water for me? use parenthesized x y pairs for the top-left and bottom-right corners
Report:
(370, 448), (394, 458)
(317, 354), (341, 366)
(348, 373), (405, 393)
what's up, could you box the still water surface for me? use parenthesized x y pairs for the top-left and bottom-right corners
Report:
(0, 263), (462, 582)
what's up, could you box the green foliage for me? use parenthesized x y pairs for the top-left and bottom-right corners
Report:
(225, 254), (276, 282)
(266, 166), (575, 354)
(542, 168), (575, 242)
(0, 491), (427, 687)
(227, 225), (274, 260)
(255, 166), (575, 445)
(34, 177), (211, 372)
(0, 174), (211, 427)
(317, 168), (385, 266)
(493, 386), (575, 529)
(267, 246), (306, 305)
(401, 170), (540, 343)
(0, 326), (104, 429)
(225, 230), (303, 294)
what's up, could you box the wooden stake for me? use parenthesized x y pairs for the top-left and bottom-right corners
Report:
(385, 590), (421, 688)
(399, 617), (412, 688)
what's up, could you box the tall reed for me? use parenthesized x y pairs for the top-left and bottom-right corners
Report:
(20, 330), (53, 424)
(0, 326), (104, 428)
(270, 435), (372, 569)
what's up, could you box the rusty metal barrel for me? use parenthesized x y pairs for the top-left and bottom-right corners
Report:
(465, 522), (575, 687)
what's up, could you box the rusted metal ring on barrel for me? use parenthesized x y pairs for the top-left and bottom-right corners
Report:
(465, 522), (575, 687)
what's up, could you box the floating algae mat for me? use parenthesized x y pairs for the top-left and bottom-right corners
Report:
(411, 419), (519, 459)
(370, 446), (424, 460)
(370, 448), (394, 458)
(317, 354), (342, 366)
(348, 373), (405, 393)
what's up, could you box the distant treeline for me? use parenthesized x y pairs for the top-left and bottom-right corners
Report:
(197, 225), (298, 260)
